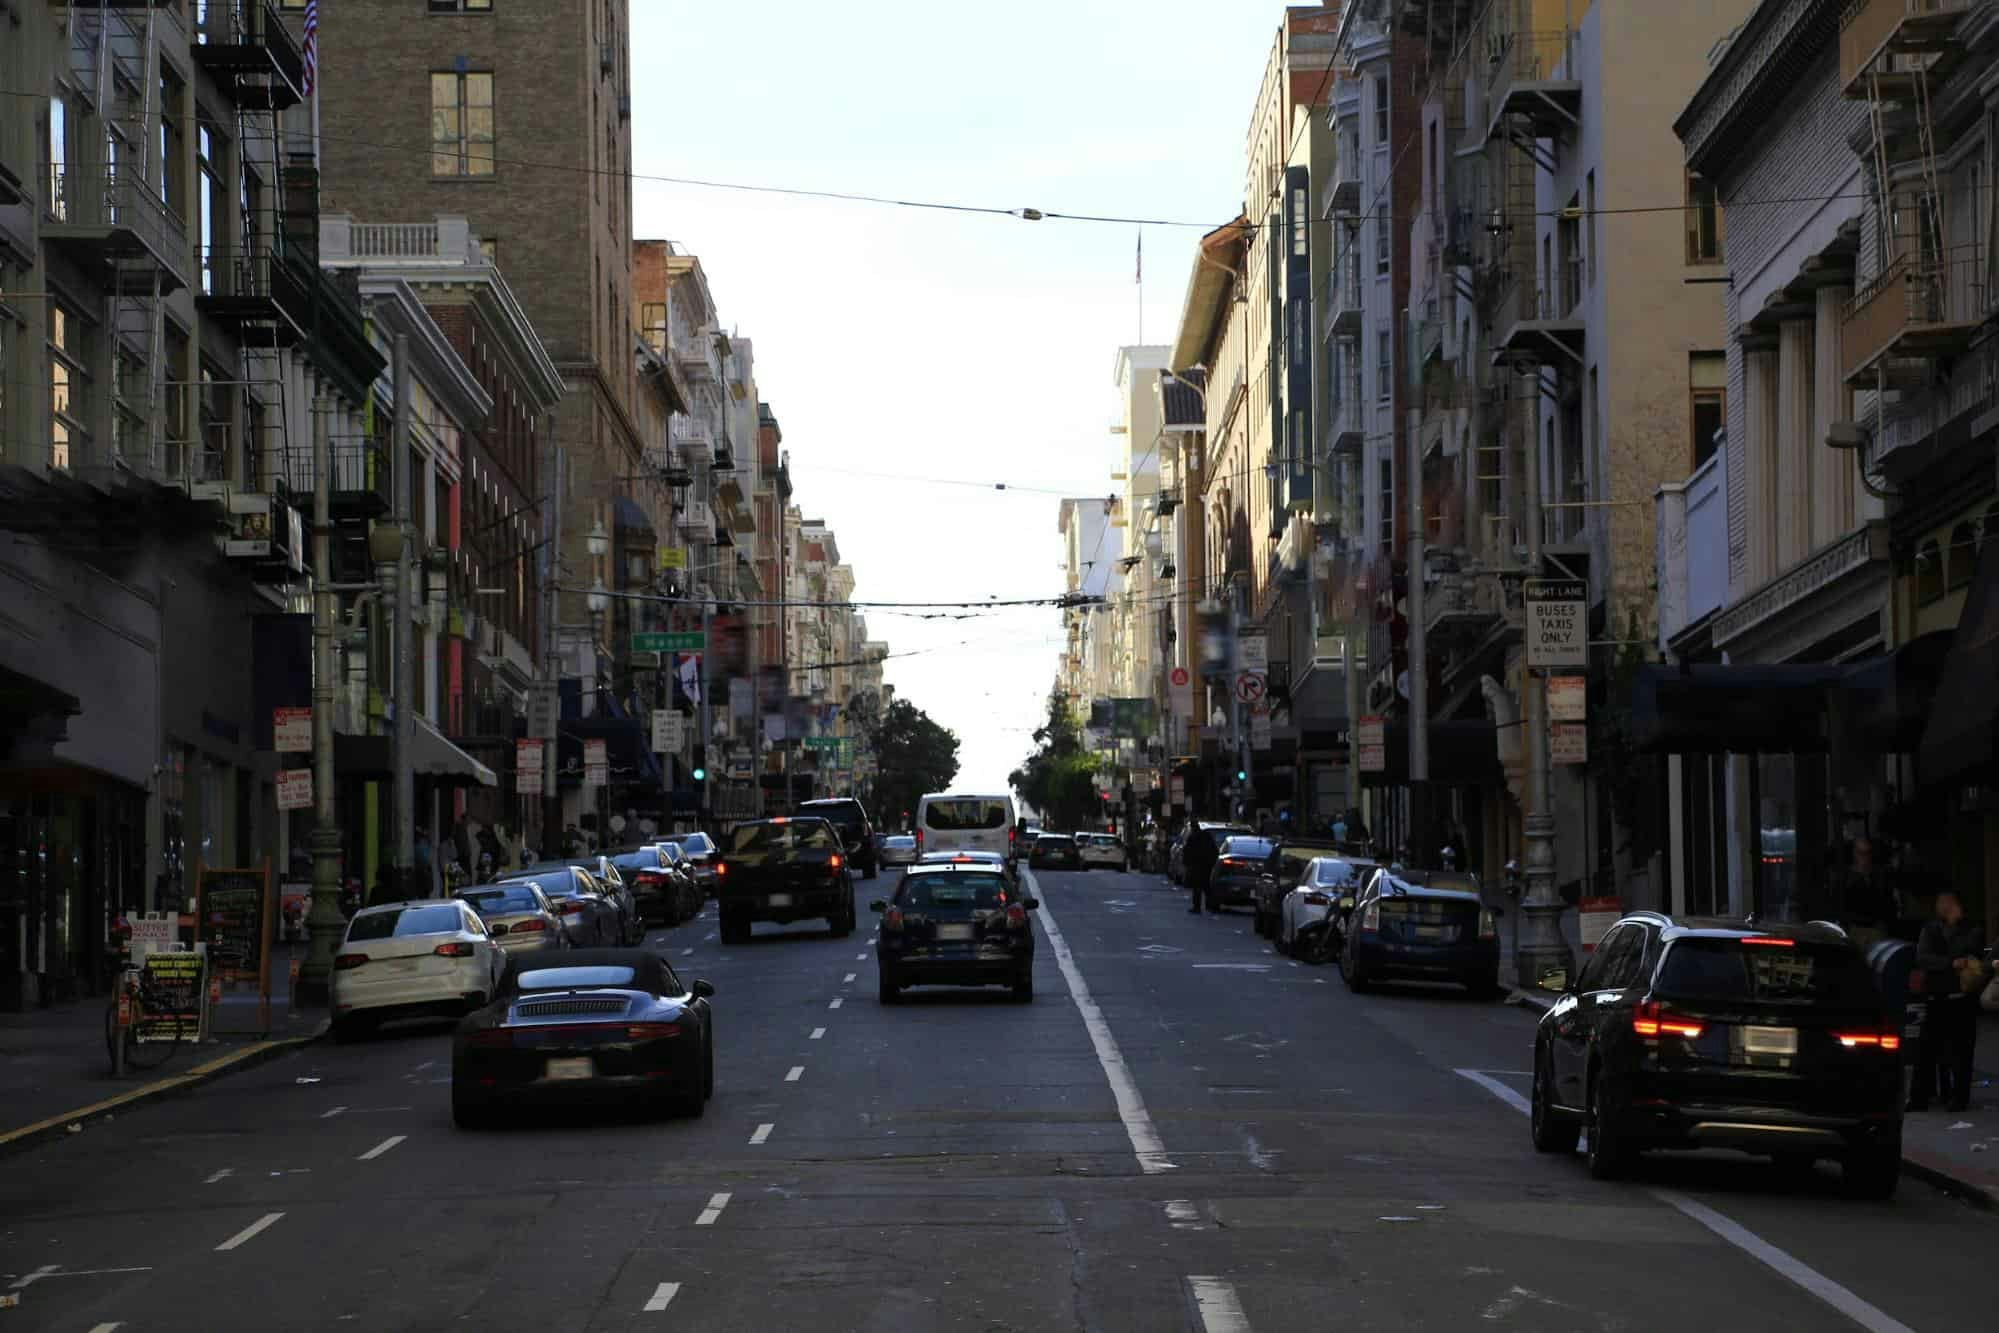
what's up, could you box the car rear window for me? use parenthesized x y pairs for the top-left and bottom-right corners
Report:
(800, 802), (865, 826)
(611, 851), (664, 872)
(1656, 938), (1881, 1007)
(460, 888), (543, 915)
(1220, 837), (1275, 858)
(925, 799), (1009, 830)
(1036, 835), (1074, 847)
(1312, 860), (1366, 886)
(728, 821), (839, 854)
(655, 843), (687, 864)
(902, 875), (1008, 910)
(673, 833), (715, 856)
(517, 966), (637, 991)
(346, 904), (466, 940)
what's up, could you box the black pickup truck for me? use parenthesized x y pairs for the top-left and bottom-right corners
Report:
(714, 816), (857, 943)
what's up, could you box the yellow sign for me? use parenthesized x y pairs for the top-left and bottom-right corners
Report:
(658, 546), (688, 571)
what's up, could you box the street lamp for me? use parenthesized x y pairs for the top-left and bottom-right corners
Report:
(586, 517), (611, 560)
(586, 578), (611, 617)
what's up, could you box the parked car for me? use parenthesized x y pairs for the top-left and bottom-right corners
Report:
(456, 882), (570, 956)
(873, 861), (1038, 1003)
(451, 948), (715, 1128)
(916, 792), (1019, 869)
(796, 797), (880, 878)
(880, 834), (919, 868)
(494, 866), (626, 948)
(1341, 866), (1499, 998)
(1529, 914), (1902, 1196)
(612, 847), (700, 927)
(917, 849), (1009, 873)
(1276, 855), (1375, 961)
(331, 900), (507, 1041)
(1252, 836), (1346, 937)
(713, 816), (856, 943)
(1207, 836), (1276, 910)
(1027, 833), (1081, 871)
(661, 831), (720, 896)
(652, 841), (708, 918)
(1077, 833), (1127, 871)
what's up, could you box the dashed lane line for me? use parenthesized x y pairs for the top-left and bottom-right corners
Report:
(215, 1212), (285, 1252)
(319, 1106), (348, 1119)
(843, 972), (856, 983)
(694, 1192), (731, 1226)
(855, 952), (868, 960)
(809, 1027), (826, 1040)
(204, 1167), (233, 1184)
(357, 1134), (406, 1161)
(828, 997), (844, 1009)
(749, 1123), (774, 1145)
(87, 1324), (123, 1333)
(643, 1282), (681, 1312)
(785, 1066), (804, 1082)
(1187, 1276), (1251, 1332)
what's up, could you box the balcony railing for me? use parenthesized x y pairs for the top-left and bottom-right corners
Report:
(277, 437), (388, 516)
(1328, 378), (1364, 453)
(1839, 0), (1968, 94)
(1322, 258), (1362, 341)
(42, 164), (193, 292)
(1840, 245), (1988, 383)
(1484, 28), (1581, 140)
(191, 0), (306, 111)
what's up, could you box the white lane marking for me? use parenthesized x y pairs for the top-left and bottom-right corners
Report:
(356, 1134), (406, 1161)
(1187, 1275), (1251, 1332)
(204, 1167), (233, 1185)
(809, 1027), (826, 1040)
(1456, 1070), (1919, 1333)
(843, 972), (856, 983)
(785, 1066), (804, 1082)
(1030, 875), (1175, 1173)
(682, 948), (694, 956)
(694, 1191), (732, 1226)
(856, 952), (868, 960)
(11, 1267), (152, 1290)
(319, 1105), (348, 1119)
(828, 997), (843, 1009)
(1164, 1199), (1206, 1230)
(643, 1282), (681, 1312)
(215, 1212), (285, 1252)
(749, 1123), (773, 1145)
(88, 1324), (124, 1333)
(1193, 963), (1270, 971)
(8, 1265), (57, 1290)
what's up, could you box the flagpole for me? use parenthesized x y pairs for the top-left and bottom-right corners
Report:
(1136, 228), (1144, 344)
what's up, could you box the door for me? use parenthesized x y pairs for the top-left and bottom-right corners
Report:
(1552, 925), (1624, 1106)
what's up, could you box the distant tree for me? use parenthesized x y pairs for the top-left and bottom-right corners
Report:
(1008, 687), (1100, 831)
(858, 698), (959, 830)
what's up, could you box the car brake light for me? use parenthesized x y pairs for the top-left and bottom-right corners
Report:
(434, 941), (477, 958)
(1300, 891), (1330, 906)
(830, 854), (842, 869)
(1632, 1001), (1703, 1039)
(334, 952), (369, 970)
(1007, 903), (1026, 928)
(1740, 936), (1795, 947)
(558, 900), (588, 915)
(626, 1022), (683, 1040)
(1359, 901), (1379, 932)
(1831, 1030), (1901, 1051)
(883, 907), (903, 930)
(509, 918), (547, 933)
(771, 817), (789, 824)
(915, 829), (924, 851)
(714, 862), (727, 877)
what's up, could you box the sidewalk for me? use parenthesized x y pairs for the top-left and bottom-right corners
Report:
(0, 944), (327, 1155)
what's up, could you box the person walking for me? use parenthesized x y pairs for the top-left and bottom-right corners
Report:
(1184, 824), (1221, 915)
(1910, 890), (1986, 1113)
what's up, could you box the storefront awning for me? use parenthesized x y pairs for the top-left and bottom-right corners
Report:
(1839, 630), (1955, 754)
(1919, 548), (1999, 785)
(1632, 663), (1844, 755)
(335, 717), (498, 788)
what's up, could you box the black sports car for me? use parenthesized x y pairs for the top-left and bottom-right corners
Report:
(451, 948), (714, 1128)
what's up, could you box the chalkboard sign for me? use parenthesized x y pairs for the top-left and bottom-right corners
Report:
(200, 866), (271, 986)
(136, 952), (204, 1043)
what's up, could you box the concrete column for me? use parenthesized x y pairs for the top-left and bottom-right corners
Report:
(1744, 345), (1780, 587)
(1812, 284), (1856, 546)
(1776, 318), (1814, 568)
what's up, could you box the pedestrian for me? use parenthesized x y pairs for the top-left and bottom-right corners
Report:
(1909, 890), (1986, 1113)
(1836, 838), (1900, 949)
(1331, 813), (1348, 845)
(414, 830), (433, 889)
(1184, 824), (1220, 914)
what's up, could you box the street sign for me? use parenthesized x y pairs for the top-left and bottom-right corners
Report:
(1169, 666), (1190, 688)
(528, 684), (556, 741)
(275, 768), (313, 811)
(1357, 714), (1385, 774)
(273, 707), (311, 753)
(583, 739), (608, 788)
(657, 546), (688, 571)
(651, 709), (685, 754)
(1551, 721), (1588, 765)
(1524, 579), (1588, 668)
(1580, 896), (1623, 951)
(1237, 633), (1268, 673)
(1547, 675), (1587, 722)
(516, 739), (544, 795)
(633, 630), (706, 654)
(1233, 672), (1267, 703)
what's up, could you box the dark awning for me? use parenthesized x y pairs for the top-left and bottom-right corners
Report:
(335, 717), (497, 787)
(1920, 546), (1999, 785)
(1632, 663), (1845, 755)
(1839, 629), (1955, 754)
(561, 715), (663, 790)
(1359, 719), (1502, 787)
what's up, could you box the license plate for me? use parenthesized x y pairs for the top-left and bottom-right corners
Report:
(1743, 1026), (1796, 1055)
(545, 1057), (593, 1081)
(766, 893), (793, 907)
(1409, 926), (1448, 941)
(935, 924), (975, 942)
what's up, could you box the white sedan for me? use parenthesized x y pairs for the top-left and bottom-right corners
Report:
(330, 899), (507, 1040)
(1277, 856), (1374, 960)
(880, 834), (919, 867)
(1077, 834), (1127, 871)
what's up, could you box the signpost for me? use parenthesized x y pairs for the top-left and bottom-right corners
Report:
(1237, 633), (1268, 673)
(651, 709), (685, 754)
(515, 739), (544, 795)
(633, 630), (705, 654)
(1233, 672), (1267, 704)
(275, 768), (312, 811)
(1547, 675), (1587, 721)
(1524, 579), (1588, 669)
(1357, 714), (1385, 774)
(583, 739), (609, 788)
(273, 707), (311, 753)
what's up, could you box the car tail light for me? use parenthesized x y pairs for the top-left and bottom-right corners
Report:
(914, 829), (924, 852)
(1831, 1030), (1901, 1051)
(434, 941), (477, 958)
(1632, 1001), (1704, 1039)
(509, 918), (547, 933)
(830, 854), (842, 870)
(467, 1028), (512, 1048)
(1478, 908), (1497, 940)
(883, 907), (903, 931)
(558, 900), (589, 915)
(1359, 901), (1379, 933)
(1741, 936), (1795, 947)
(334, 952), (369, 970)
(1300, 891), (1330, 906)
(626, 1022), (683, 1040)
(714, 862), (728, 878)
(1008, 826), (1016, 853)
(1006, 903), (1026, 928)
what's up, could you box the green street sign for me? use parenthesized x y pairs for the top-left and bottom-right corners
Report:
(631, 631), (706, 653)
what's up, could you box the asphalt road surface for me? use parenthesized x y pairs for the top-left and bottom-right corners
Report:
(4, 865), (1995, 1331)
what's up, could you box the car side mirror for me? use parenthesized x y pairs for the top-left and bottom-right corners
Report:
(1535, 969), (1569, 995)
(691, 979), (715, 1000)
(1022, 898), (1040, 911)
(869, 899), (887, 912)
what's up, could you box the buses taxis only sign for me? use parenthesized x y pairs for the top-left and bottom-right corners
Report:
(1524, 579), (1588, 669)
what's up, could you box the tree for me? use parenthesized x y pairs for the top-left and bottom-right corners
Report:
(858, 698), (960, 830)
(1008, 687), (1100, 830)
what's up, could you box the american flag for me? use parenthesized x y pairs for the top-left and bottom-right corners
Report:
(301, 0), (319, 97)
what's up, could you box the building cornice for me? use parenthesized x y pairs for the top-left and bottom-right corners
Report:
(358, 276), (494, 432)
(1677, 0), (1841, 181)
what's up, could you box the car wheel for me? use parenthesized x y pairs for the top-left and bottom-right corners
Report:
(1012, 966), (1034, 1002)
(1842, 1147), (1899, 1199)
(331, 1014), (374, 1043)
(1584, 1068), (1631, 1180)
(668, 1067), (707, 1118)
(831, 901), (854, 938)
(879, 971), (901, 1005)
(1530, 1044), (1579, 1154)
(452, 1082), (498, 1130)
(1341, 952), (1368, 993)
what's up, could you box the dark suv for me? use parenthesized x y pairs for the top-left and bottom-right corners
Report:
(795, 798), (878, 879)
(1528, 914), (1903, 1196)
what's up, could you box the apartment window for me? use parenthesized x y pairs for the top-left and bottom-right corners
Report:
(1376, 328), (1391, 400)
(197, 125), (224, 294)
(200, 362), (235, 484)
(641, 302), (666, 352)
(1948, 522), (1978, 590)
(431, 72), (496, 177)
(160, 68), (187, 218)
(1559, 200), (1581, 313)
(1690, 352), (1725, 470)
(1377, 457), (1393, 554)
(1917, 538), (1946, 604)
(1292, 186), (1308, 257)
(429, 0), (494, 11)
(1373, 75), (1388, 146)
(1686, 171), (1722, 263)
(46, 97), (71, 220)
(1585, 171), (1597, 285)
(48, 303), (90, 470)
(114, 346), (146, 462)
(1375, 202), (1389, 274)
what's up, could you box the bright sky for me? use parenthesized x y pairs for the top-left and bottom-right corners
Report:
(630, 1), (1286, 795)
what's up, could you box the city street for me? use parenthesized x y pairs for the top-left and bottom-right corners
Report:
(3, 868), (1994, 1333)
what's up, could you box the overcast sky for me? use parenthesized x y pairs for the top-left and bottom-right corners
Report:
(631, 1), (1286, 800)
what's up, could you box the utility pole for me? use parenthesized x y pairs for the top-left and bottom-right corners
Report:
(539, 444), (565, 858)
(299, 397), (343, 1005)
(1406, 399), (1431, 867)
(1515, 381), (1573, 988)
(699, 594), (713, 828)
(1229, 579), (1250, 820)
(390, 335), (415, 897)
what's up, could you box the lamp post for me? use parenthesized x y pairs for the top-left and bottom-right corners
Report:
(586, 576), (611, 845)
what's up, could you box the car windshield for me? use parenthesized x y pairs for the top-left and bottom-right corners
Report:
(729, 821), (839, 854)
(926, 799), (1009, 830)
(1656, 938), (1881, 1007)
(459, 887), (543, 915)
(1219, 837), (1275, 858)
(1312, 860), (1365, 887)
(675, 833), (715, 855)
(902, 874), (1008, 909)
(655, 843), (686, 864)
(516, 965), (637, 991)
(611, 851), (661, 871)
(346, 904), (465, 941)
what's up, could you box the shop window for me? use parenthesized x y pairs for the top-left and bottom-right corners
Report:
(1948, 522), (1977, 590)
(1916, 538), (1946, 604)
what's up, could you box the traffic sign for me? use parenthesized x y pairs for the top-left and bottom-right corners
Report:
(1233, 672), (1267, 703)
(1168, 666), (1190, 689)
(632, 630), (706, 653)
(1357, 714), (1385, 774)
(1237, 634), (1268, 673)
(1524, 579), (1588, 669)
(651, 709), (685, 754)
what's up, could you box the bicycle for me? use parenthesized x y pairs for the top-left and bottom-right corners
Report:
(104, 967), (188, 1074)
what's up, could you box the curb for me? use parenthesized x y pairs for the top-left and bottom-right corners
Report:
(1500, 987), (1998, 1209)
(0, 1021), (327, 1160)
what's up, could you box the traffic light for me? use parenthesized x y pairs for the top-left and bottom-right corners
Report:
(1235, 767), (1248, 785)
(691, 745), (708, 784)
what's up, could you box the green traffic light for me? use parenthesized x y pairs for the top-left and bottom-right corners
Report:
(1236, 770), (1247, 783)
(693, 768), (706, 782)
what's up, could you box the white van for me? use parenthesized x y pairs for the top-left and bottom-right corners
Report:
(916, 792), (1019, 868)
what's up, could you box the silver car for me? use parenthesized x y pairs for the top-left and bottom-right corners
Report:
(456, 882), (569, 954)
(880, 834), (918, 867)
(331, 900), (506, 1040)
(494, 866), (624, 947)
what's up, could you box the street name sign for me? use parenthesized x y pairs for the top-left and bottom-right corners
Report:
(1357, 714), (1385, 774)
(633, 630), (705, 654)
(1525, 579), (1588, 668)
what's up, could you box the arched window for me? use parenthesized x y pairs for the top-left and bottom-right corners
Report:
(1916, 538), (1946, 603)
(1948, 523), (1977, 590)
